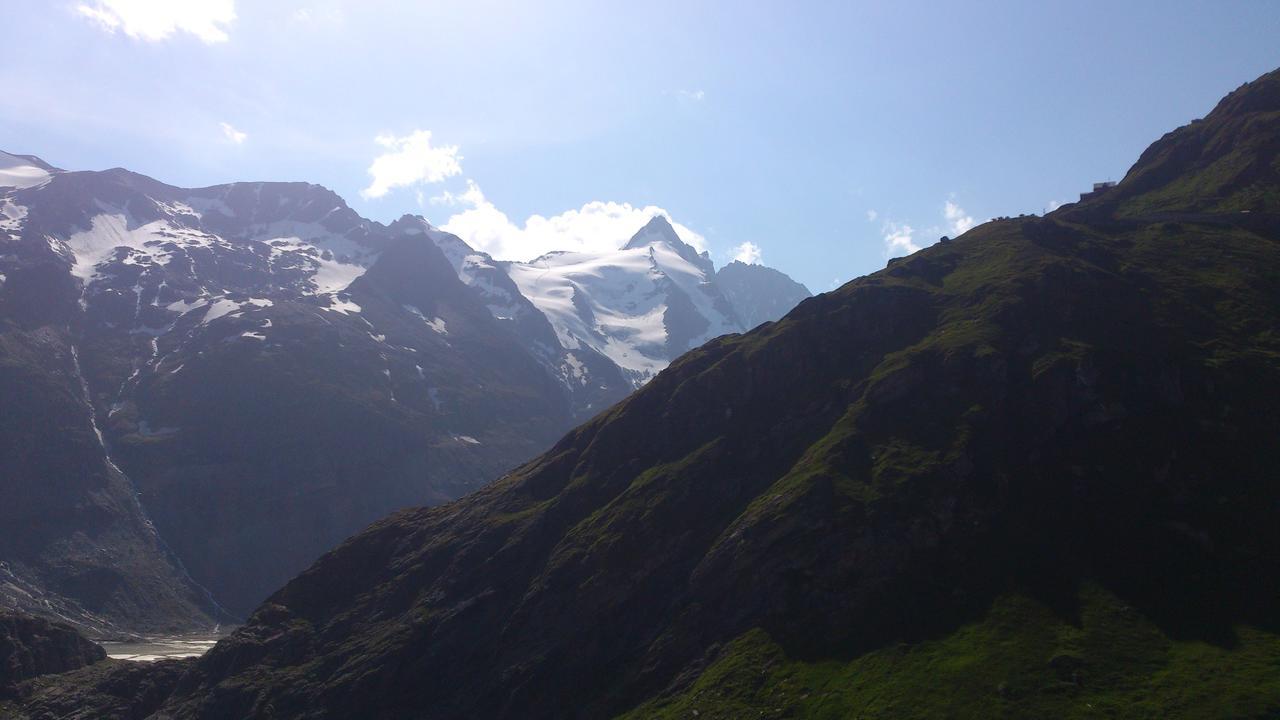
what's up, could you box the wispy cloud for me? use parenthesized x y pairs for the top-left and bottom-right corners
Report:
(866, 209), (878, 222)
(428, 179), (485, 208)
(730, 241), (762, 265)
(944, 198), (975, 236)
(76, 0), (237, 44)
(880, 196), (983, 257)
(883, 222), (919, 257)
(220, 121), (246, 144)
(361, 130), (463, 200)
(677, 89), (706, 101)
(439, 180), (705, 262)
(1047, 199), (1065, 212)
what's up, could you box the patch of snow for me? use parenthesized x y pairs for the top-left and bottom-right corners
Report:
(403, 305), (448, 334)
(241, 331), (266, 341)
(63, 212), (179, 281)
(0, 198), (28, 232)
(310, 253), (367, 294)
(166, 298), (208, 314)
(402, 304), (447, 334)
(201, 298), (242, 324)
(256, 221), (378, 294)
(156, 200), (199, 220)
(563, 352), (587, 385)
(321, 294), (362, 315)
(453, 434), (481, 445)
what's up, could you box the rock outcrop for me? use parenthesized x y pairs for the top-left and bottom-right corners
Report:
(0, 612), (104, 696)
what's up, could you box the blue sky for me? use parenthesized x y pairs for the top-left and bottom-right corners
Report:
(2, 1), (1277, 291)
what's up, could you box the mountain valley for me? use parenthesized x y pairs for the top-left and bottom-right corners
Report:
(5, 65), (1278, 720)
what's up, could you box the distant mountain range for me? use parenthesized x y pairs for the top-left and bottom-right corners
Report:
(10, 67), (1276, 719)
(0, 152), (809, 632)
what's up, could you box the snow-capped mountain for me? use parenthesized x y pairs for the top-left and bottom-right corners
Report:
(0, 151), (809, 633)
(507, 216), (741, 384)
(429, 215), (811, 396)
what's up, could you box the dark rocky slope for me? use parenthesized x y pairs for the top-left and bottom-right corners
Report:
(0, 318), (225, 635)
(0, 611), (192, 720)
(0, 612), (104, 695)
(25, 69), (1280, 718)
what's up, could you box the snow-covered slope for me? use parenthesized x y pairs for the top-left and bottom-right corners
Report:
(0, 151), (56, 189)
(432, 215), (810, 391)
(404, 216), (631, 418)
(506, 217), (740, 384)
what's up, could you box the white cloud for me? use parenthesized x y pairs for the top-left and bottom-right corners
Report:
(866, 209), (878, 222)
(883, 222), (919, 257)
(1047, 199), (1065, 212)
(730, 241), (762, 265)
(677, 89), (706, 101)
(76, 0), (236, 44)
(944, 199), (975, 236)
(361, 130), (463, 200)
(879, 197), (981, 258)
(429, 180), (485, 208)
(219, 121), (246, 144)
(440, 180), (705, 262)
